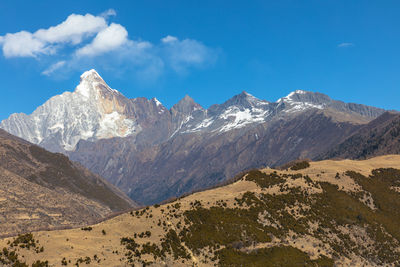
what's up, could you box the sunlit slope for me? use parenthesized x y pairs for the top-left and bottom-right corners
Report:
(1, 155), (400, 266)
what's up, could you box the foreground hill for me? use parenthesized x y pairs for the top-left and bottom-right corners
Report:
(0, 129), (136, 237)
(1, 155), (400, 266)
(320, 112), (400, 160)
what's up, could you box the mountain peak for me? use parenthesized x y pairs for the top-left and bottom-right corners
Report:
(221, 91), (268, 109)
(277, 90), (331, 104)
(80, 69), (102, 81)
(75, 69), (120, 99)
(238, 90), (252, 96)
(278, 90), (308, 101)
(286, 89), (307, 97)
(171, 95), (203, 114)
(181, 94), (195, 102)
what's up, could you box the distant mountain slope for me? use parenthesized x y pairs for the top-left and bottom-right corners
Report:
(319, 112), (400, 160)
(1, 70), (387, 204)
(0, 129), (136, 236)
(71, 109), (362, 204)
(1, 155), (400, 266)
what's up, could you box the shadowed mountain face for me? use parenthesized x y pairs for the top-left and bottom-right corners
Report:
(69, 109), (362, 204)
(0, 70), (387, 204)
(320, 112), (400, 160)
(0, 129), (136, 236)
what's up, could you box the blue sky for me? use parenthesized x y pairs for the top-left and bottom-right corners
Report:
(1, 0), (400, 121)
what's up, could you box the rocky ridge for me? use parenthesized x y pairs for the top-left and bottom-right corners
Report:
(0, 70), (387, 204)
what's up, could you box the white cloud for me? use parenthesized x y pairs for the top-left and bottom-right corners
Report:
(42, 61), (66, 76)
(338, 42), (354, 48)
(0, 11), (217, 78)
(34, 13), (107, 44)
(161, 35), (178, 43)
(0, 13), (107, 58)
(100, 9), (117, 18)
(2, 31), (48, 58)
(75, 23), (128, 57)
(162, 36), (216, 72)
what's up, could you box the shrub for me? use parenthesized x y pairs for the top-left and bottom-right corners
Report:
(290, 161), (310, 171)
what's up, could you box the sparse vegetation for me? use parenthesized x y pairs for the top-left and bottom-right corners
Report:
(2, 160), (400, 266)
(32, 260), (49, 267)
(290, 161), (310, 170)
(10, 233), (36, 249)
(218, 246), (333, 266)
(245, 170), (285, 187)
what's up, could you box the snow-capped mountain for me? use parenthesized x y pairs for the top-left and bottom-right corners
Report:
(0, 70), (166, 152)
(169, 89), (384, 136)
(1, 69), (388, 204)
(1, 69), (384, 153)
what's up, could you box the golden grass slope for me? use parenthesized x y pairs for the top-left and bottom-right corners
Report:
(1, 155), (400, 266)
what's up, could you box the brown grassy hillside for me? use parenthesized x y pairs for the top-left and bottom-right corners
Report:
(0, 129), (136, 237)
(1, 155), (400, 266)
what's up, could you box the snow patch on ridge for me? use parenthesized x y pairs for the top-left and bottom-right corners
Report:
(153, 98), (166, 114)
(154, 98), (162, 107)
(277, 90), (307, 103)
(218, 107), (269, 132)
(97, 112), (136, 139)
(284, 103), (324, 113)
(185, 118), (214, 133)
(278, 90), (324, 113)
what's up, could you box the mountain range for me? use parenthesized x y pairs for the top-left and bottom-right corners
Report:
(0, 69), (390, 204)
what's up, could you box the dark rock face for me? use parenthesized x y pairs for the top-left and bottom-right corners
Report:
(70, 110), (364, 204)
(319, 112), (400, 160)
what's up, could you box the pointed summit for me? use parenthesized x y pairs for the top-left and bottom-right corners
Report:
(75, 69), (120, 99)
(80, 69), (102, 80)
(180, 95), (196, 104)
(222, 91), (268, 109)
(79, 69), (109, 87)
(171, 95), (203, 114)
(238, 90), (252, 97)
